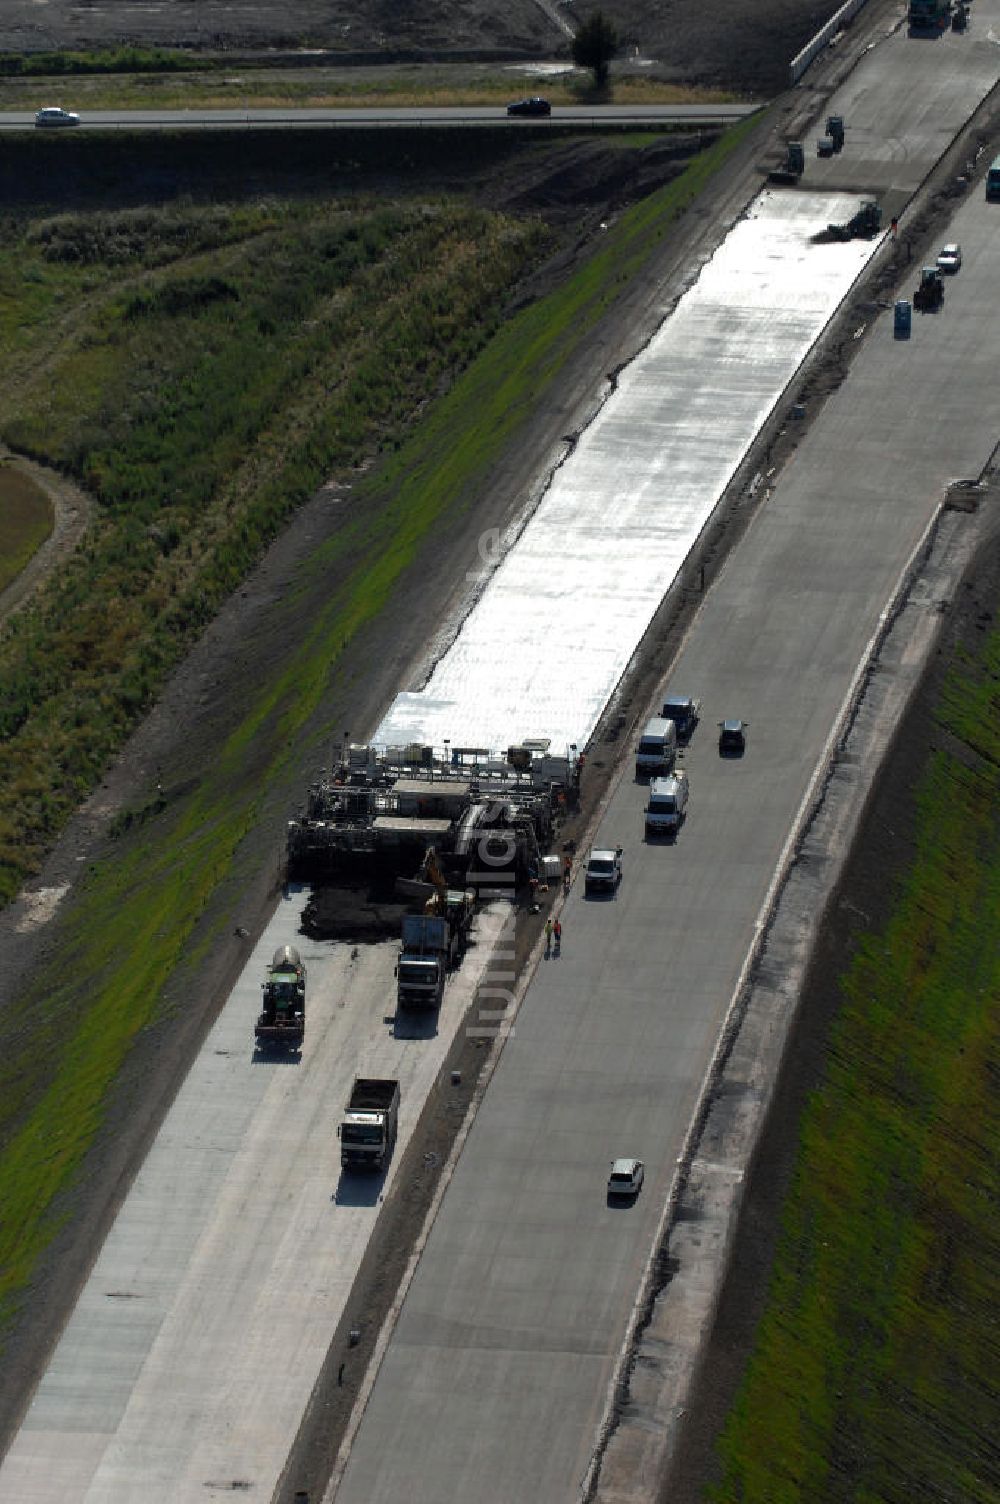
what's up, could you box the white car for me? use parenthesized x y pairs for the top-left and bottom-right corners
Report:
(936, 243), (962, 274)
(35, 106), (80, 129)
(608, 1159), (644, 1198)
(644, 771), (689, 837)
(584, 846), (623, 895)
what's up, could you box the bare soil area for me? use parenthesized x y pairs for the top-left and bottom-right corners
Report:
(1, 0), (844, 95)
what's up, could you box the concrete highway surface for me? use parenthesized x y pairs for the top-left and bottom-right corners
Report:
(0, 103), (756, 132)
(0, 894), (510, 1503)
(332, 15), (1000, 1504)
(3, 7), (1000, 1504)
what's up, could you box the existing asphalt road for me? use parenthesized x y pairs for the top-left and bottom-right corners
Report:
(0, 103), (757, 132)
(332, 16), (1000, 1504)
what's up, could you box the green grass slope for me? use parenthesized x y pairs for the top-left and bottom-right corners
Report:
(710, 628), (1000, 1504)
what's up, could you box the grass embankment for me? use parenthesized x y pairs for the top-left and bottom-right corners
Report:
(711, 632), (1000, 1502)
(0, 120), (755, 1328)
(0, 466), (53, 593)
(0, 58), (736, 113)
(0, 196), (548, 903)
(0, 47), (209, 77)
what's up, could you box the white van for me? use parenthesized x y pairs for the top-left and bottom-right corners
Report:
(635, 717), (677, 777)
(645, 773), (688, 836)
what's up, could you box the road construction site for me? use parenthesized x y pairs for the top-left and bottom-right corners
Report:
(3, 3), (1000, 1502)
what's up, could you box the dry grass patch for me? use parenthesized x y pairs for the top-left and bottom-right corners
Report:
(0, 465), (54, 594)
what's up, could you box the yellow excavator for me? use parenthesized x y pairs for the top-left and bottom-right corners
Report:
(416, 846), (447, 914)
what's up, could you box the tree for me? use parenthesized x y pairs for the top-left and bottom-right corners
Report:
(571, 10), (620, 88)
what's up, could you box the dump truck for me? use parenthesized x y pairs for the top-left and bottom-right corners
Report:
(338, 1078), (400, 1172)
(913, 266), (944, 311)
(908, 0), (950, 27)
(827, 199), (882, 240)
(255, 944), (305, 1049)
(769, 141), (805, 183)
(396, 890), (475, 1010)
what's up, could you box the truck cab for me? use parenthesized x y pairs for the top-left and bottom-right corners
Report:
(396, 891), (474, 1010)
(397, 952), (446, 1009)
(644, 772), (689, 837)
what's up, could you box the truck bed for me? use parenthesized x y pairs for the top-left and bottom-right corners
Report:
(347, 1078), (399, 1112)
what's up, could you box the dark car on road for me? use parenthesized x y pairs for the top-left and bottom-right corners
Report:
(718, 719), (748, 756)
(507, 97), (552, 117)
(662, 693), (700, 743)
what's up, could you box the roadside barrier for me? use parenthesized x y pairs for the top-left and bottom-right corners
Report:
(789, 0), (874, 84)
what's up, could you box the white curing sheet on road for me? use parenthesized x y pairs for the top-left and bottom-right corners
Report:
(0, 892), (510, 1504)
(377, 192), (877, 754)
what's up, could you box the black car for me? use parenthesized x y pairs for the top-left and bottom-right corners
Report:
(662, 694), (700, 743)
(718, 719), (747, 756)
(507, 96), (552, 117)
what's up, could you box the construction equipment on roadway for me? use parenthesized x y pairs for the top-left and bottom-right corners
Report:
(908, 0), (951, 28)
(286, 736), (578, 891)
(338, 1078), (400, 1172)
(826, 199), (882, 240)
(396, 888), (475, 1011)
(255, 944), (306, 1050)
(768, 141), (805, 183)
(913, 266), (944, 311)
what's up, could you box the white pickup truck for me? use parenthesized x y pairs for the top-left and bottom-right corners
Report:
(644, 772), (688, 837)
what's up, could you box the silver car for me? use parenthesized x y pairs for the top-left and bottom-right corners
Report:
(35, 107), (80, 128)
(936, 243), (962, 274)
(608, 1159), (644, 1199)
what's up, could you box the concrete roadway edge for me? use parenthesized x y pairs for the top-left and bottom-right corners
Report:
(318, 7), (985, 1498)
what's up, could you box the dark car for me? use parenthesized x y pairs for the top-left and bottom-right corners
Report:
(662, 694), (700, 743)
(718, 719), (747, 756)
(507, 96), (552, 117)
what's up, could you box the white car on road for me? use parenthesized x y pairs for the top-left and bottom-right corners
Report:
(608, 1159), (644, 1199)
(936, 243), (962, 274)
(584, 846), (623, 895)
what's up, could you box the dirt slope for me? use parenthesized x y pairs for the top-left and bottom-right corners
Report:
(1, 0), (842, 94)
